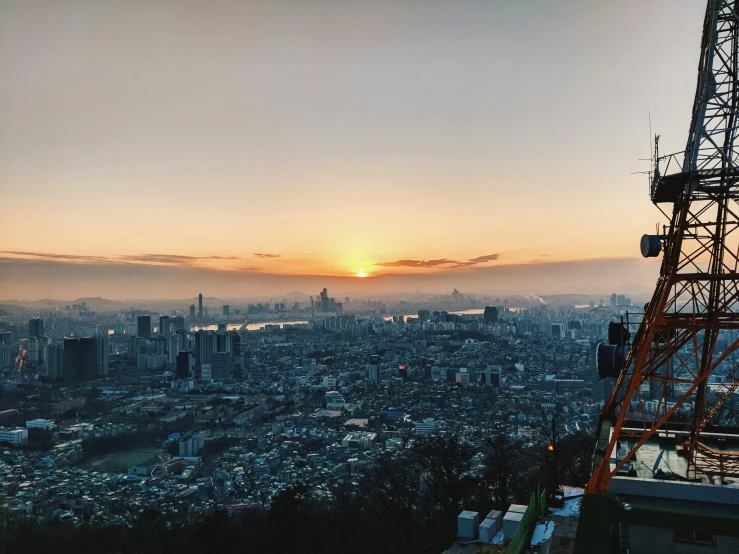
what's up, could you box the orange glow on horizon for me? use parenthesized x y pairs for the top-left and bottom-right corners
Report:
(357, 268), (367, 278)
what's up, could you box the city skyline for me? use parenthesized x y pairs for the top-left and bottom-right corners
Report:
(1, 0), (703, 298)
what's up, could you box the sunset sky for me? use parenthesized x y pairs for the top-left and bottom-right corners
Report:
(0, 1), (706, 299)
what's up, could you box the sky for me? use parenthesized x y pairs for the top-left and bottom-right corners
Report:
(0, 0), (707, 300)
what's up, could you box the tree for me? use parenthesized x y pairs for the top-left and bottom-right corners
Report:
(362, 452), (423, 554)
(483, 430), (514, 509)
(413, 435), (476, 527)
(555, 430), (596, 487)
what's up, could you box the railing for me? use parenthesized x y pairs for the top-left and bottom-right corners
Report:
(508, 484), (547, 554)
(651, 151), (685, 199)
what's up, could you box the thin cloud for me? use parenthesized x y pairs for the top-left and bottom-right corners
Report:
(253, 253), (282, 258)
(375, 258), (458, 268)
(375, 253), (501, 270)
(1, 250), (109, 262)
(468, 253), (500, 263)
(119, 254), (242, 265)
(2, 251), (249, 268)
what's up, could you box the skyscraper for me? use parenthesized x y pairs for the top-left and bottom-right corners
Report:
(223, 305), (229, 316)
(29, 318), (43, 339)
(159, 316), (171, 337)
(137, 315), (151, 340)
(168, 334), (181, 365)
(212, 352), (233, 380)
(63, 337), (97, 381)
(229, 331), (242, 357)
(483, 306), (499, 324)
(177, 328), (188, 352)
(27, 337), (40, 364)
(176, 351), (192, 379)
(198, 293), (203, 319)
(95, 334), (109, 377)
(368, 365), (380, 384)
(173, 316), (186, 333)
(79, 337), (97, 380)
(189, 304), (196, 319)
(44, 343), (64, 380)
(193, 329), (215, 368)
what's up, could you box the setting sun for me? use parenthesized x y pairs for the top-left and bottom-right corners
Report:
(357, 268), (367, 278)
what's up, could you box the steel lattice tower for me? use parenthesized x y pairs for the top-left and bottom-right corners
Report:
(588, 0), (739, 495)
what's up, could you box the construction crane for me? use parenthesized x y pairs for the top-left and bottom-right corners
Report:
(587, 0), (739, 496)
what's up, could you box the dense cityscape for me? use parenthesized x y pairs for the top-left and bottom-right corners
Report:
(0, 289), (642, 552)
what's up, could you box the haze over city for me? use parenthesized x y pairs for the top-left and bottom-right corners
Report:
(0, 0), (706, 300)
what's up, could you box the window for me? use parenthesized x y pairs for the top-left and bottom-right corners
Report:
(675, 529), (715, 546)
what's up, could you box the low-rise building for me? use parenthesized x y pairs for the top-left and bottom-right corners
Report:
(179, 432), (205, 457)
(326, 390), (345, 410)
(0, 427), (29, 445)
(414, 418), (437, 436)
(341, 431), (377, 450)
(26, 418), (57, 431)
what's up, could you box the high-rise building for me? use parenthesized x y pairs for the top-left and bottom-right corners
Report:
(0, 331), (12, 345)
(189, 304), (196, 319)
(483, 306), (499, 324)
(198, 293), (203, 319)
(44, 343), (64, 380)
(201, 363), (212, 381)
(229, 331), (242, 357)
(483, 365), (501, 387)
(63, 337), (97, 381)
(95, 334), (109, 377)
(212, 352), (233, 380)
(177, 328), (188, 351)
(62, 338), (79, 381)
(154, 335), (167, 356)
(128, 336), (145, 363)
(173, 316), (186, 333)
(368, 365), (380, 384)
(38, 336), (50, 364)
(168, 334), (181, 365)
(193, 330), (215, 368)
(137, 315), (151, 340)
(176, 351), (192, 379)
(0, 343), (12, 368)
(223, 305), (229, 316)
(159, 316), (171, 337)
(27, 337), (40, 364)
(29, 318), (43, 339)
(320, 288), (329, 312)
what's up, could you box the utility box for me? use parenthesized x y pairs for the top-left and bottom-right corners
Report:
(503, 510), (525, 541)
(507, 503), (528, 514)
(479, 518), (497, 543)
(484, 509), (503, 533)
(457, 510), (480, 539)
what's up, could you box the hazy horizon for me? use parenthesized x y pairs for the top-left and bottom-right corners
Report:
(0, 254), (659, 301)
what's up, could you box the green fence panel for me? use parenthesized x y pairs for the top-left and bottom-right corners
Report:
(508, 485), (547, 554)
